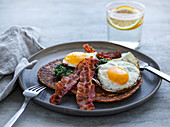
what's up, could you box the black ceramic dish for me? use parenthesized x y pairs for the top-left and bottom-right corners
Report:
(19, 41), (162, 116)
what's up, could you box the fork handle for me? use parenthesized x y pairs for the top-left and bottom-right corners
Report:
(4, 97), (31, 127)
(145, 66), (170, 82)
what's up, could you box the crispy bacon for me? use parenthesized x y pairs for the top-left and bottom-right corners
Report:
(50, 58), (98, 105)
(83, 44), (121, 59)
(50, 74), (79, 104)
(76, 64), (95, 110)
(74, 58), (98, 73)
(97, 50), (121, 59)
(83, 44), (96, 53)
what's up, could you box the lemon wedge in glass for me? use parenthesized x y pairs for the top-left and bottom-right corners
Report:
(107, 6), (143, 30)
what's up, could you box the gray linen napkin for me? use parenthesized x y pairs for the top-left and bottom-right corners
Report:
(0, 26), (43, 101)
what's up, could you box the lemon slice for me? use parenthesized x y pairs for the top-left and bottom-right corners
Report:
(107, 6), (142, 30)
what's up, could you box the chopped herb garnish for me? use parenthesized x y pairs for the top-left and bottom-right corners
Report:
(96, 58), (111, 67)
(53, 63), (74, 79)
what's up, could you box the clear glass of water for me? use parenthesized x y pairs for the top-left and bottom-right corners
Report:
(106, 1), (145, 49)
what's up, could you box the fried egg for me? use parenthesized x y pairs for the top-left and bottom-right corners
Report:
(98, 52), (140, 93)
(63, 52), (97, 67)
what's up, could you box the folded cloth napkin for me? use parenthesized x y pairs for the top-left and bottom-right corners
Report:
(0, 26), (44, 101)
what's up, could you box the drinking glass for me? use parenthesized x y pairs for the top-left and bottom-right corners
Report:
(106, 1), (145, 49)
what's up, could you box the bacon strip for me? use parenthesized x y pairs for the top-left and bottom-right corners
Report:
(83, 44), (121, 59)
(97, 50), (121, 59)
(83, 44), (95, 53)
(76, 64), (95, 110)
(50, 74), (79, 104)
(50, 58), (98, 105)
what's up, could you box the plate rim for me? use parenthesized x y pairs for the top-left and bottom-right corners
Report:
(18, 41), (162, 116)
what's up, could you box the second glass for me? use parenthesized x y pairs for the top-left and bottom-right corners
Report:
(106, 1), (145, 49)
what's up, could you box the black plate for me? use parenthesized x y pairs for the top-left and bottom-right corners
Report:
(19, 41), (162, 116)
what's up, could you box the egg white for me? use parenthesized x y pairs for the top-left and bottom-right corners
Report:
(63, 52), (97, 67)
(98, 52), (140, 93)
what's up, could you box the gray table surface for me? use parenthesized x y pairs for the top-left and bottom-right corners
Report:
(0, 0), (170, 127)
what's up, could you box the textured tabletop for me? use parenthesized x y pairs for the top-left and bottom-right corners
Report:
(0, 0), (170, 127)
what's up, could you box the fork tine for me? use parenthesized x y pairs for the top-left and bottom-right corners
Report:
(31, 86), (43, 91)
(27, 85), (45, 91)
(28, 85), (40, 90)
(35, 86), (46, 92)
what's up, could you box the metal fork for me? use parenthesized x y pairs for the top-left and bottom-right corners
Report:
(139, 60), (170, 82)
(4, 85), (46, 127)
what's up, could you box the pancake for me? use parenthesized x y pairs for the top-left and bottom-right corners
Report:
(37, 59), (63, 89)
(38, 59), (142, 102)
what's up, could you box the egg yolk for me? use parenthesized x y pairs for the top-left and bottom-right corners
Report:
(64, 52), (87, 66)
(107, 66), (129, 85)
